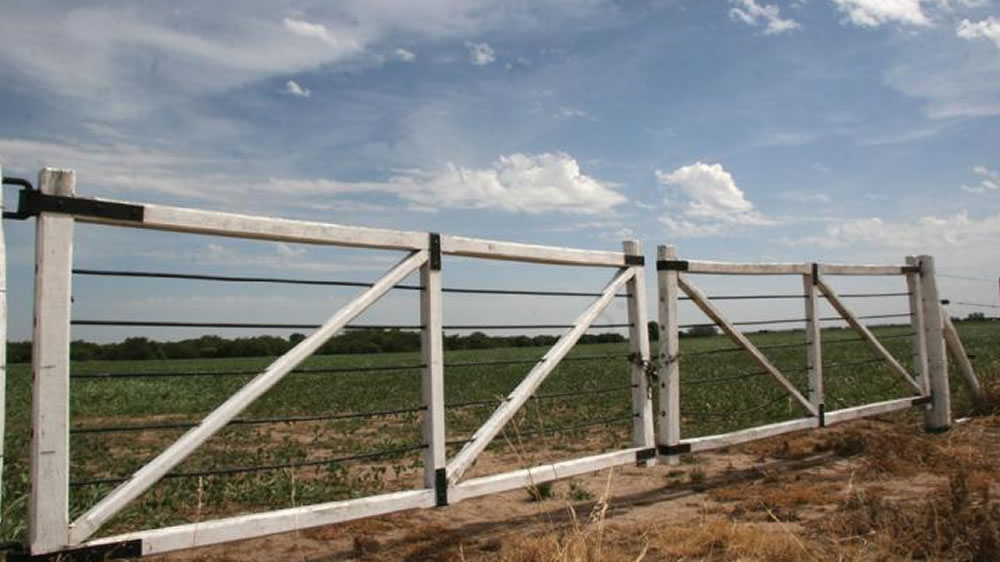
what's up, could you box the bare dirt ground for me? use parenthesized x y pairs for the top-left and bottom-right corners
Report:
(146, 412), (1000, 562)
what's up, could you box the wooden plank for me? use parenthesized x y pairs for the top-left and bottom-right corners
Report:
(825, 397), (921, 425)
(818, 264), (909, 276)
(685, 261), (809, 275)
(623, 241), (654, 458)
(918, 255), (950, 430)
(656, 245), (681, 464)
(678, 275), (817, 416)
(440, 234), (626, 267)
(420, 258), (446, 491)
(69, 250), (429, 544)
(802, 267), (823, 411)
(76, 199), (428, 251)
(450, 449), (641, 503)
(445, 267), (635, 484)
(815, 278), (923, 394)
(29, 168), (76, 553)
(85, 489), (437, 556)
(943, 314), (987, 412)
(906, 257), (930, 393)
(683, 418), (816, 453)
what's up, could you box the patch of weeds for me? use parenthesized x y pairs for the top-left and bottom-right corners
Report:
(689, 468), (707, 491)
(666, 470), (685, 479)
(527, 482), (554, 502)
(679, 454), (699, 465)
(568, 481), (592, 502)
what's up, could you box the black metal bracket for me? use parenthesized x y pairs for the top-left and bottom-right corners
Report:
(4, 185), (144, 223)
(6, 540), (142, 562)
(817, 403), (825, 428)
(902, 264), (921, 274)
(635, 447), (657, 464)
(657, 443), (691, 455)
(624, 255), (644, 266)
(2, 176), (35, 220)
(434, 467), (448, 506)
(912, 395), (932, 406)
(656, 260), (689, 271)
(429, 233), (442, 271)
(811, 263), (819, 284)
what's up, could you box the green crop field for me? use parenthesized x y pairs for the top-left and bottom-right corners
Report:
(1, 321), (996, 543)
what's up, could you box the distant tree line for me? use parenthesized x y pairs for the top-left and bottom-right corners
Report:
(6, 329), (628, 363)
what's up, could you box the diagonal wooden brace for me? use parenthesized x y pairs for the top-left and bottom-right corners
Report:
(678, 274), (817, 417)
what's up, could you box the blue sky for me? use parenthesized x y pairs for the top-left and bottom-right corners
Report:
(1, 0), (998, 342)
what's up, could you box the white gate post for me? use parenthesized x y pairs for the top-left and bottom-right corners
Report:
(421, 234), (447, 504)
(655, 245), (682, 461)
(918, 255), (950, 431)
(803, 264), (824, 425)
(0, 165), (6, 529)
(623, 241), (654, 462)
(30, 168), (76, 552)
(906, 256), (929, 394)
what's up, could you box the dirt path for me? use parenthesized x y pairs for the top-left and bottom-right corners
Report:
(145, 413), (1000, 561)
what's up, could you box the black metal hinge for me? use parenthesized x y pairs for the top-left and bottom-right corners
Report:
(435, 467), (448, 506)
(3, 179), (143, 223)
(635, 447), (657, 464)
(657, 443), (692, 455)
(624, 255), (644, 266)
(429, 233), (442, 271)
(817, 403), (825, 428)
(656, 260), (689, 271)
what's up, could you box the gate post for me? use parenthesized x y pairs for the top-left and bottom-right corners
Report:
(906, 256), (930, 393)
(30, 168), (76, 552)
(422, 234), (447, 503)
(802, 264), (824, 425)
(918, 254), (950, 431)
(0, 165), (6, 529)
(655, 245), (681, 462)
(623, 241), (655, 462)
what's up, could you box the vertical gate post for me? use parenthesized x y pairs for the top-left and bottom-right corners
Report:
(802, 264), (824, 425)
(623, 241), (654, 462)
(30, 168), (76, 552)
(655, 245), (681, 462)
(422, 234), (447, 504)
(906, 256), (930, 393)
(0, 165), (6, 528)
(918, 254), (950, 431)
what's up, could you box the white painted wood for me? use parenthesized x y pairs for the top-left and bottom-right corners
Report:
(440, 234), (626, 267)
(815, 277), (923, 394)
(623, 241), (654, 458)
(29, 168), (76, 553)
(942, 314), (987, 411)
(450, 448), (641, 503)
(77, 199), (428, 251)
(0, 166), (6, 529)
(445, 267), (635, 484)
(824, 397), (919, 425)
(802, 267), (823, 410)
(656, 245), (681, 465)
(678, 274), (817, 416)
(684, 261), (809, 275)
(906, 257), (930, 393)
(68, 250), (429, 544)
(817, 264), (909, 276)
(420, 258), (446, 488)
(683, 418), (816, 453)
(918, 255), (950, 430)
(86, 489), (437, 556)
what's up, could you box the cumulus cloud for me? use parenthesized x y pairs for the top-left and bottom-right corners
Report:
(655, 162), (773, 237)
(394, 48), (416, 62)
(799, 212), (1000, 248)
(284, 80), (311, 98)
(729, 0), (801, 34)
(957, 17), (1000, 47)
(832, 0), (933, 27)
(466, 41), (496, 65)
(961, 165), (1000, 193)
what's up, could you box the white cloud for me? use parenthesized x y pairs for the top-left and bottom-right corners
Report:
(729, 0), (801, 34)
(466, 41), (496, 66)
(957, 17), (1000, 47)
(394, 48), (417, 62)
(962, 165), (1000, 193)
(655, 162), (774, 237)
(284, 80), (311, 98)
(974, 165), (1000, 179)
(798, 212), (1000, 249)
(554, 106), (591, 119)
(832, 0), (933, 27)
(779, 190), (833, 204)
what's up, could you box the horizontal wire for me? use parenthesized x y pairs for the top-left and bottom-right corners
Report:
(71, 363), (427, 380)
(445, 384), (636, 410)
(681, 367), (808, 387)
(679, 313), (911, 330)
(446, 414), (633, 447)
(938, 273), (996, 282)
(679, 331), (916, 358)
(71, 319), (631, 331)
(71, 268), (628, 298)
(948, 301), (1000, 309)
(69, 443), (427, 488)
(684, 393), (790, 420)
(444, 352), (631, 369)
(677, 292), (911, 302)
(823, 358), (889, 370)
(70, 405), (426, 435)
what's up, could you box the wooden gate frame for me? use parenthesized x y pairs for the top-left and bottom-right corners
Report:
(652, 244), (951, 460)
(4, 168), (657, 558)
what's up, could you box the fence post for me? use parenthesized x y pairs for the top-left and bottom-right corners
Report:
(422, 234), (447, 504)
(918, 254), (950, 431)
(656, 245), (681, 462)
(802, 264), (823, 424)
(624, 241), (655, 463)
(30, 168), (75, 552)
(0, 165), (6, 529)
(906, 256), (929, 394)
